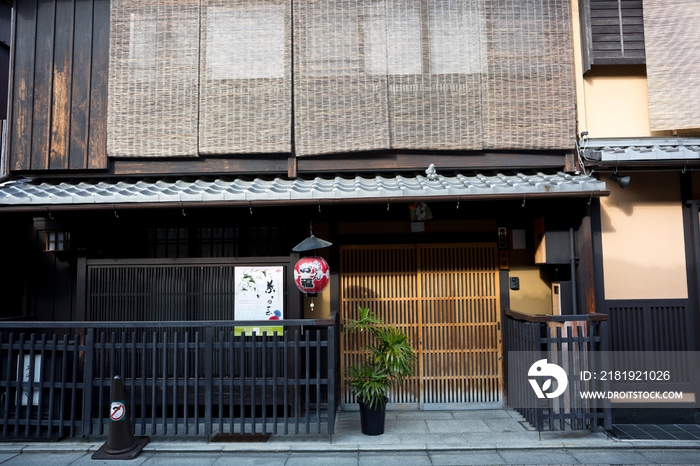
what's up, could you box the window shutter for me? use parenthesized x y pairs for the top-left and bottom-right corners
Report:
(107, 0), (200, 157)
(643, 0), (700, 131)
(581, 0), (646, 70)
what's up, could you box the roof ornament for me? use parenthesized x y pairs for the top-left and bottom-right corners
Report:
(425, 164), (438, 181)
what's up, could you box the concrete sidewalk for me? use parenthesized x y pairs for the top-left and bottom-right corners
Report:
(1, 409), (699, 455)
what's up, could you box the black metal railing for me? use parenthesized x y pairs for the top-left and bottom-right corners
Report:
(503, 309), (611, 432)
(0, 315), (339, 440)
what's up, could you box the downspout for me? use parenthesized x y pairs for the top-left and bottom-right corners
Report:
(570, 227), (578, 314)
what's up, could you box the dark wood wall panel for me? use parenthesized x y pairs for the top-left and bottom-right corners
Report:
(86, 0), (108, 169)
(607, 299), (694, 352)
(11, 0), (38, 171)
(30, 0), (55, 170)
(69, 0), (92, 169)
(0, 1), (10, 120)
(10, 0), (108, 172)
(50, 0), (75, 170)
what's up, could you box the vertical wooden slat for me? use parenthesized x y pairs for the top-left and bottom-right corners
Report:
(82, 329), (94, 436)
(30, 0), (57, 170)
(68, 0), (93, 168)
(193, 330), (200, 435)
(10, 0), (38, 171)
(173, 331), (179, 434)
(86, 0), (109, 169)
(48, 334), (58, 438)
(49, 0), (75, 169)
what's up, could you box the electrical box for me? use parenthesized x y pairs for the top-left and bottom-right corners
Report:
(534, 218), (570, 264)
(551, 281), (573, 315)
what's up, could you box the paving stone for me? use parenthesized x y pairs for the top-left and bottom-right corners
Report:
(639, 448), (700, 464)
(359, 451), (431, 466)
(3, 452), (108, 466)
(286, 451), (358, 466)
(426, 419), (490, 433)
(497, 448), (578, 465)
(429, 450), (506, 465)
(569, 448), (651, 464)
(394, 411), (454, 421)
(452, 410), (514, 420)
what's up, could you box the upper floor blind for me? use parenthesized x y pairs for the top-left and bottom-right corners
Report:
(580, 0), (646, 72)
(107, 0), (576, 158)
(643, 0), (700, 131)
(108, 0), (200, 157)
(199, 0), (292, 155)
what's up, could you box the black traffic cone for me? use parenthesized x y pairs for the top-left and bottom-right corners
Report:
(92, 376), (149, 460)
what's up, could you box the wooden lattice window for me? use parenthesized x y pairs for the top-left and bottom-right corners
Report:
(45, 231), (70, 252)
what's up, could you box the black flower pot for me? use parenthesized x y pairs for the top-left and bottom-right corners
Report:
(358, 400), (386, 436)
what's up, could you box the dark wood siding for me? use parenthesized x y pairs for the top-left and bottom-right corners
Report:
(607, 299), (694, 351)
(9, 0), (108, 172)
(0, 1), (10, 120)
(581, 0), (646, 72)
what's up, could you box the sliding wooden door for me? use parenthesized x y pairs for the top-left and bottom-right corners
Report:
(340, 244), (501, 409)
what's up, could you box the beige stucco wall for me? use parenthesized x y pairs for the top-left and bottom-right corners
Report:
(582, 68), (652, 138)
(600, 172), (688, 299)
(509, 248), (553, 315)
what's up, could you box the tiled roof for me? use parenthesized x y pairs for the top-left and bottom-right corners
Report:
(0, 172), (607, 209)
(582, 138), (700, 163)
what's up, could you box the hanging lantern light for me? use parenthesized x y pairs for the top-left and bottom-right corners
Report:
(293, 256), (330, 294)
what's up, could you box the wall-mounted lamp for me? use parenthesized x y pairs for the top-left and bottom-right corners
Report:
(609, 173), (631, 189)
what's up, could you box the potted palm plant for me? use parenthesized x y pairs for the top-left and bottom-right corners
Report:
(344, 306), (416, 435)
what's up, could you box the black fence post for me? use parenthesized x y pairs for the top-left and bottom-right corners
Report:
(327, 313), (337, 435)
(204, 326), (213, 436)
(82, 328), (94, 437)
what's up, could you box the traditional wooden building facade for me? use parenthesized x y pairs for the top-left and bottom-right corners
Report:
(0, 0), (649, 437)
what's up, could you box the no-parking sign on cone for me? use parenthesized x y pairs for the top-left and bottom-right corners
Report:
(92, 376), (149, 460)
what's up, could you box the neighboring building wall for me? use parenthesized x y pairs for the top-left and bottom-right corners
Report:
(573, 0), (700, 139)
(582, 66), (651, 138)
(600, 172), (687, 300)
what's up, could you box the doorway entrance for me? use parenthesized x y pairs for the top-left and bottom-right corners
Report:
(340, 243), (502, 410)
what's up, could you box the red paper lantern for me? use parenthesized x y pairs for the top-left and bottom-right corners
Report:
(293, 256), (330, 294)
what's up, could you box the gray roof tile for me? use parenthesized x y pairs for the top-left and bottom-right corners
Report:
(0, 172), (607, 208)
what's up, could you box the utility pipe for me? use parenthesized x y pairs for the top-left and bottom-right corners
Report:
(569, 227), (578, 315)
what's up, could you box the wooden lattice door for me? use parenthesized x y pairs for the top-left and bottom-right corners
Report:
(340, 244), (502, 409)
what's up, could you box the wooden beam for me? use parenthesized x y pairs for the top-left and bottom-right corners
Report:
(297, 152), (567, 173)
(107, 151), (567, 177)
(287, 154), (297, 178)
(110, 157), (290, 176)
